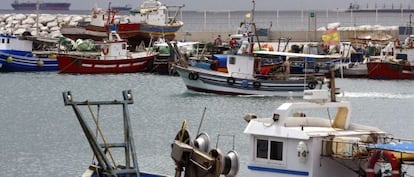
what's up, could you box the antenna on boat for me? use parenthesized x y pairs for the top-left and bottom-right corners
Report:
(196, 107), (207, 135)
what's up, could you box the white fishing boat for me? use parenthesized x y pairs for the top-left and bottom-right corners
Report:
(172, 72), (414, 177)
(170, 73), (414, 176)
(173, 45), (326, 96)
(173, 0), (328, 97)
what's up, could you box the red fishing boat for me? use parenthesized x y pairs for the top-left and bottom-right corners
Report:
(367, 59), (414, 79)
(57, 32), (158, 74)
(60, 0), (184, 48)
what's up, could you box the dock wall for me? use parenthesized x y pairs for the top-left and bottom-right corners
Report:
(176, 30), (399, 43)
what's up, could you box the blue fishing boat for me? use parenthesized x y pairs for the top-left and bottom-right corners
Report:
(0, 34), (58, 72)
(62, 90), (167, 177)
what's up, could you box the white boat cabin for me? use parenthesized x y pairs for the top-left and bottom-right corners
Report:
(90, 8), (113, 27)
(243, 90), (386, 177)
(226, 50), (330, 80)
(0, 34), (33, 54)
(129, 0), (182, 26)
(96, 32), (128, 60)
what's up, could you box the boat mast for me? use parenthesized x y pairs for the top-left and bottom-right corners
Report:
(250, 0), (261, 50)
(36, 0), (39, 36)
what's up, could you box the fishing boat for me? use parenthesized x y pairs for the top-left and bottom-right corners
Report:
(60, 0), (184, 48)
(150, 38), (204, 75)
(367, 59), (414, 79)
(11, 0), (70, 11)
(62, 90), (167, 177)
(178, 74), (414, 177)
(57, 31), (158, 74)
(174, 0), (328, 96)
(173, 39), (326, 96)
(367, 41), (414, 79)
(0, 34), (58, 72)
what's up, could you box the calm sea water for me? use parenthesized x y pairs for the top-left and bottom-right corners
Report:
(1, 72), (414, 176)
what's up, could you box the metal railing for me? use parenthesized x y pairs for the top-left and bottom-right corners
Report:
(178, 9), (412, 32)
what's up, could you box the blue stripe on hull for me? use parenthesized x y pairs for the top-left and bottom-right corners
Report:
(0, 54), (58, 72)
(248, 165), (309, 176)
(0, 50), (33, 57)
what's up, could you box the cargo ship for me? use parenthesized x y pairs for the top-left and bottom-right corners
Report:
(112, 5), (132, 11)
(11, 0), (70, 10)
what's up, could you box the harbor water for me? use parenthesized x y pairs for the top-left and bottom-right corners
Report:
(1, 72), (414, 176)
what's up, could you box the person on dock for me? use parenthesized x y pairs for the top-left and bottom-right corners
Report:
(214, 35), (222, 47)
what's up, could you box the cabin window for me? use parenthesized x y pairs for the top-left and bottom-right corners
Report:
(270, 141), (283, 160)
(6, 38), (9, 44)
(256, 139), (268, 158)
(1, 38), (4, 43)
(122, 44), (126, 49)
(255, 138), (284, 162)
(229, 56), (236, 65)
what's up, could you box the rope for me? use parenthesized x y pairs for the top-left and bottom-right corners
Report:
(91, 105), (101, 163)
(327, 107), (333, 128)
(58, 56), (81, 74)
(87, 102), (117, 168)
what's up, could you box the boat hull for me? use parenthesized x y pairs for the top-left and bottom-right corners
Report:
(174, 65), (317, 96)
(367, 61), (414, 79)
(57, 54), (156, 74)
(0, 51), (58, 72)
(84, 170), (166, 177)
(325, 64), (368, 78)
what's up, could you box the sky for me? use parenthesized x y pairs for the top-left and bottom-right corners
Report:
(2, 0), (414, 11)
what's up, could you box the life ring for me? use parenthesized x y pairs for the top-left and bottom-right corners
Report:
(229, 38), (237, 49)
(297, 141), (308, 162)
(188, 72), (199, 80)
(102, 46), (109, 56)
(394, 39), (400, 48)
(253, 81), (261, 89)
(366, 150), (400, 177)
(260, 44), (274, 51)
(227, 77), (236, 85)
(307, 80), (318, 90)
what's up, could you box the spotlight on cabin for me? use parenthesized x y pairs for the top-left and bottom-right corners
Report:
(243, 113), (257, 122)
(272, 113), (280, 121)
(194, 132), (210, 152)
